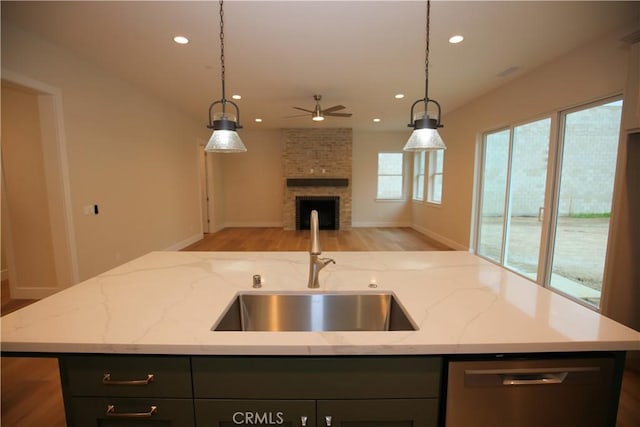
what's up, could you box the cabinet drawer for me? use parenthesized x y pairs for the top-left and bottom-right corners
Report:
(67, 397), (194, 426)
(195, 399), (315, 427)
(192, 356), (441, 399)
(61, 355), (192, 398)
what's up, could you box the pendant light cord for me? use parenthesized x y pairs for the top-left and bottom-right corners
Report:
(219, 0), (226, 106)
(424, 0), (430, 102)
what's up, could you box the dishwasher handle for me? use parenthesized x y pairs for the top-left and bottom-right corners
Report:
(464, 366), (600, 386)
(501, 372), (567, 385)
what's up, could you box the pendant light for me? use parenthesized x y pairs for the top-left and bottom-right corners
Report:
(205, 0), (246, 153)
(403, 0), (446, 152)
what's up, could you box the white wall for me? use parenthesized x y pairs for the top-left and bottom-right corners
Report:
(1, 22), (206, 281)
(412, 28), (631, 250)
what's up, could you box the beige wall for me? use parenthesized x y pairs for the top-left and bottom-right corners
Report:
(216, 129), (284, 227)
(352, 130), (412, 226)
(412, 28), (631, 250)
(1, 82), (58, 289)
(2, 22), (206, 281)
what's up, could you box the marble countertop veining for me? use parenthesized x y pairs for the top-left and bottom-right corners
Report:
(1, 251), (639, 355)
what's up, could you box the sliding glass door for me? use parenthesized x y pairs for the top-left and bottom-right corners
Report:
(476, 118), (551, 280)
(477, 129), (510, 263)
(547, 99), (623, 306)
(475, 97), (622, 308)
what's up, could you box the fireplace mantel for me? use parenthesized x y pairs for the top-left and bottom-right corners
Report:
(286, 178), (349, 187)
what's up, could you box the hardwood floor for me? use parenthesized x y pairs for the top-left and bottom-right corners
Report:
(184, 227), (451, 252)
(1, 227), (638, 426)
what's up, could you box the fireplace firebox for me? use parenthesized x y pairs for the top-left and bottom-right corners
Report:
(296, 196), (340, 230)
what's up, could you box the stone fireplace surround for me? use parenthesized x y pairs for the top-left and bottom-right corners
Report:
(283, 128), (352, 230)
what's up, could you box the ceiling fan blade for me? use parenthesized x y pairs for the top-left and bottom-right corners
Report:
(322, 105), (346, 114)
(293, 107), (314, 113)
(285, 113), (310, 118)
(325, 112), (352, 117)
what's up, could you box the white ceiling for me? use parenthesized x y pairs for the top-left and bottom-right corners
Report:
(2, 1), (639, 131)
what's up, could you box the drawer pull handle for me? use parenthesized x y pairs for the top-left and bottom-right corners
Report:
(301, 416), (308, 427)
(325, 416), (332, 427)
(106, 404), (157, 418)
(102, 373), (155, 385)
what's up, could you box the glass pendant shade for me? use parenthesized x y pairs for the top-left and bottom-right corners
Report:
(403, 127), (446, 151)
(205, 129), (246, 152)
(205, 113), (246, 153)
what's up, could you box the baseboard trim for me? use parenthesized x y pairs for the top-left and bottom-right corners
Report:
(221, 221), (284, 228)
(164, 233), (204, 251)
(411, 224), (468, 251)
(10, 286), (60, 299)
(352, 221), (412, 227)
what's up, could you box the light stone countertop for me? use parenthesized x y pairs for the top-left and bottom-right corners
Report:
(1, 251), (639, 355)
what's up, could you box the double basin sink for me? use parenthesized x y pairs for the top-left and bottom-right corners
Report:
(213, 292), (416, 332)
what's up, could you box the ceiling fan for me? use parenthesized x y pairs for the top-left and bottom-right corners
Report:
(291, 95), (352, 121)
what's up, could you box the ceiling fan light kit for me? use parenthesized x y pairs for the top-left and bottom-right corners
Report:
(291, 94), (353, 122)
(404, 0), (446, 152)
(205, 0), (246, 153)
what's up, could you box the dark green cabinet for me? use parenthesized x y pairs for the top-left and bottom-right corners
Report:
(317, 399), (438, 427)
(59, 355), (193, 427)
(192, 356), (441, 427)
(60, 355), (442, 427)
(195, 400), (316, 427)
(67, 397), (195, 426)
(195, 398), (437, 427)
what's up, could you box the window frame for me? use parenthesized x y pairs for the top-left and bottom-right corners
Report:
(412, 151), (426, 201)
(426, 150), (444, 204)
(376, 152), (405, 201)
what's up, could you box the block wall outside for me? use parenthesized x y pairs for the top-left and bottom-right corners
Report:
(481, 104), (621, 217)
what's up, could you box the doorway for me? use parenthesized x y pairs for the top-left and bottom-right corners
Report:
(1, 76), (77, 298)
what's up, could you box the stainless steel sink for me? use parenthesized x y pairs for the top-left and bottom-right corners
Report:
(213, 292), (417, 332)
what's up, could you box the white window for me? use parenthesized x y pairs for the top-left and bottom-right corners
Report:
(377, 152), (404, 200)
(427, 150), (444, 204)
(413, 152), (425, 201)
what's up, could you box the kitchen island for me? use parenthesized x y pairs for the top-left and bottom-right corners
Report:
(2, 251), (639, 426)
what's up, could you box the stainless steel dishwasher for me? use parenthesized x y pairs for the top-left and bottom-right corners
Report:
(445, 355), (618, 427)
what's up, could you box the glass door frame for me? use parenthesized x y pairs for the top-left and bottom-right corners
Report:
(541, 95), (623, 309)
(473, 95), (623, 311)
(473, 114), (558, 285)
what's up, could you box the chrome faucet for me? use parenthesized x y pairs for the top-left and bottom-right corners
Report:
(308, 210), (335, 288)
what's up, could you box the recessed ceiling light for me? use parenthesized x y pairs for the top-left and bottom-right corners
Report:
(232, 94), (242, 100)
(449, 35), (464, 44)
(254, 118), (263, 123)
(173, 35), (189, 45)
(394, 94), (405, 99)
(373, 118), (381, 123)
